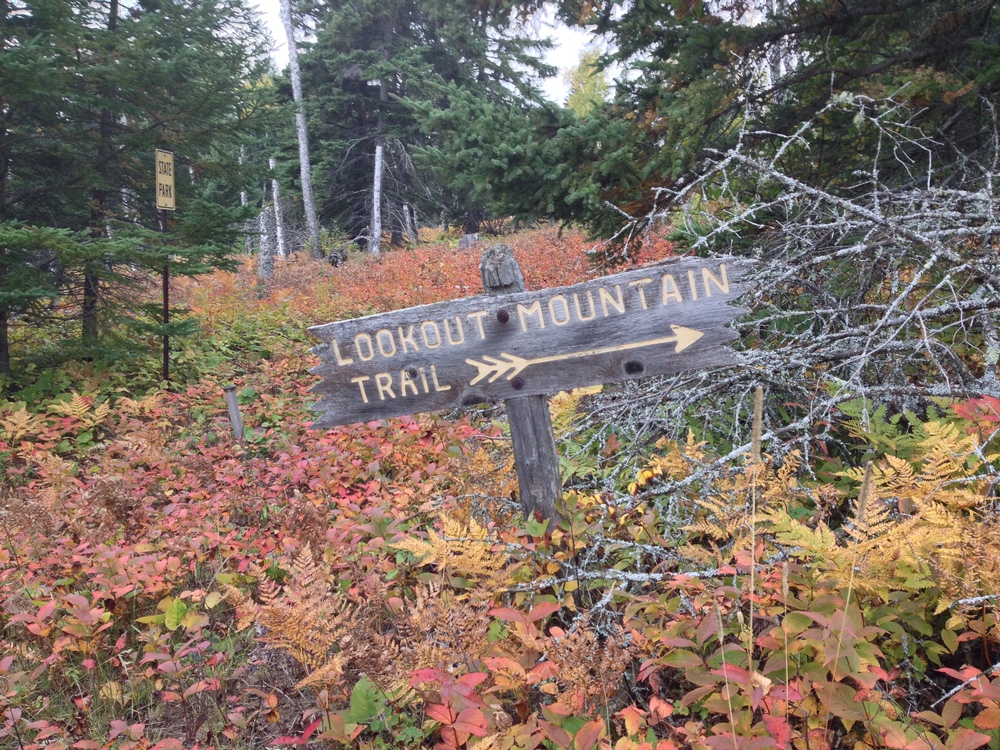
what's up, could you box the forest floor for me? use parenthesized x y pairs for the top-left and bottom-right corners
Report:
(2, 226), (999, 750)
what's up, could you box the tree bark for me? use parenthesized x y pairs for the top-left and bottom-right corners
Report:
(279, 0), (323, 260)
(240, 146), (253, 255)
(258, 190), (276, 279)
(84, 0), (119, 349)
(370, 140), (383, 254)
(464, 203), (481, 235)
(369, 2), (397, 255)
(0, 306), (9, 377)
(269, 157), (287, 258)
(403, 203), (417, 244)
(390, 202), (403, 246)
(82, 269), (99, 345)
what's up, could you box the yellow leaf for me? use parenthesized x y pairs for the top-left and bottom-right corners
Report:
(98, 681), (125, 704)
(180, 611), (210, 631)
(205, 592), (224, 609)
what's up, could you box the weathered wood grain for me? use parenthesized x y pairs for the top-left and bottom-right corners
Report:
(309, 254), (749, 427)
(481, 245), (561, 522)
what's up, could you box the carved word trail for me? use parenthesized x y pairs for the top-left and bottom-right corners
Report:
(309, 256), (747, 427)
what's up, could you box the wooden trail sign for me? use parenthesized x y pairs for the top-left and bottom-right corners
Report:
(309, 254), (748, 428)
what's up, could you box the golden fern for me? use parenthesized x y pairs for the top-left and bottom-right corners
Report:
(681, 451), (804, 555)
(392, 512), (506, 592)
(48, 393), (110, 429)
(227, 545), (355, 682)
(549, 386), (602, 439)
(230, 539), (512, 696)
(842, 464), (894, 548)
(117, 394), (162, 417)
(0, 407), (43, 442)
(446, 444), (519, 525)
(767, 513), (840, 562)
(294, 652), (347, 691)
(546, 616), (633, 711)
(405, 582), (494, 670)
(770, 417), (997, 598)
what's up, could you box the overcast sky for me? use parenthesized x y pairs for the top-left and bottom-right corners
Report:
(252, 1), (592, 104)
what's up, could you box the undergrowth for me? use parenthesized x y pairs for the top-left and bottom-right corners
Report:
(2, 228), (999, 750)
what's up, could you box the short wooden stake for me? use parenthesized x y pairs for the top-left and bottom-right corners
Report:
(480, 244), (561, 523)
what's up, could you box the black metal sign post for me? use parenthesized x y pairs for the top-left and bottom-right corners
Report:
(155, 149), (175, 386)
(309, 247), (748, 520)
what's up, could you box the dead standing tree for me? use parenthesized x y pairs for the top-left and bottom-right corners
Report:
(569, 94), (1000, 503)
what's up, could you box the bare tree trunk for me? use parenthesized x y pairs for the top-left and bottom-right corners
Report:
(463, 203), (481, 235)
(369, 3), (396, 256)
(258, 193), (276, 279)
(403, 203), (417, 244)
(390, 201), (404, 246)
(269, 157), (287, 258)
(369, 140), (383, 255)
(84, 0), (119, 349)
(0, 307), (9, 377)
(240, 146), (253, 255)
(279, 0), (323, 260)
(82, 271), (99, 345)
(0, 0), (5, 213)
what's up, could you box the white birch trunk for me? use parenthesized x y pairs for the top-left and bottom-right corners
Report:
(258, 195), (276, 279)
(279, 0), (322, 260)
(240, 146), (253, 255)
(269, 157), (287, 258)
(369, 142), (383, 255)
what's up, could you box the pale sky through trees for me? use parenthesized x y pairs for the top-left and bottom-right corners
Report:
(252, 0), (589, 103)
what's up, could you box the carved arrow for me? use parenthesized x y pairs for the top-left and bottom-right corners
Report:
(465, 325), (704, 385)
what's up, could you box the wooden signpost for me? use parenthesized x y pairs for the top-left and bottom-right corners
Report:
(310, 245), (747, 519)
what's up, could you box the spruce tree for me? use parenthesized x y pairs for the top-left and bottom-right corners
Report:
(0, 0), (271, 383)
(288, 0), (552, 245)
(426, 0), (1000, 243)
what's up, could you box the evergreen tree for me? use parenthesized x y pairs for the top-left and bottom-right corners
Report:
(287, 0), (552, 245)
(0, 0), (271, 381)
(585, 0), (1000, 194)
(0, 223), (73, 377)
(411, 86), (646, 233)
(430, 0), (1000, 244)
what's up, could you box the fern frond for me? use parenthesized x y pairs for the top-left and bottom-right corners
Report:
(289, 544), (323, 590)
(391, 512), (505, 586)
(549, 386), (601, 439)
(685, 519), (738, 541)
(547, 617), (633, 711)
(295, 652), (346, 691)
(48, 393), (93, 420)
(769, 513), (838, 557)
(118, 394), (161, 416)
(0, 407), (43, 442)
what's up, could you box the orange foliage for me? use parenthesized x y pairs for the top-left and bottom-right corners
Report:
(176, 225), (676, 335)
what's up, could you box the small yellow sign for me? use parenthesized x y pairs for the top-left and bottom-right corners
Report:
(155, 149), (175, 210)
